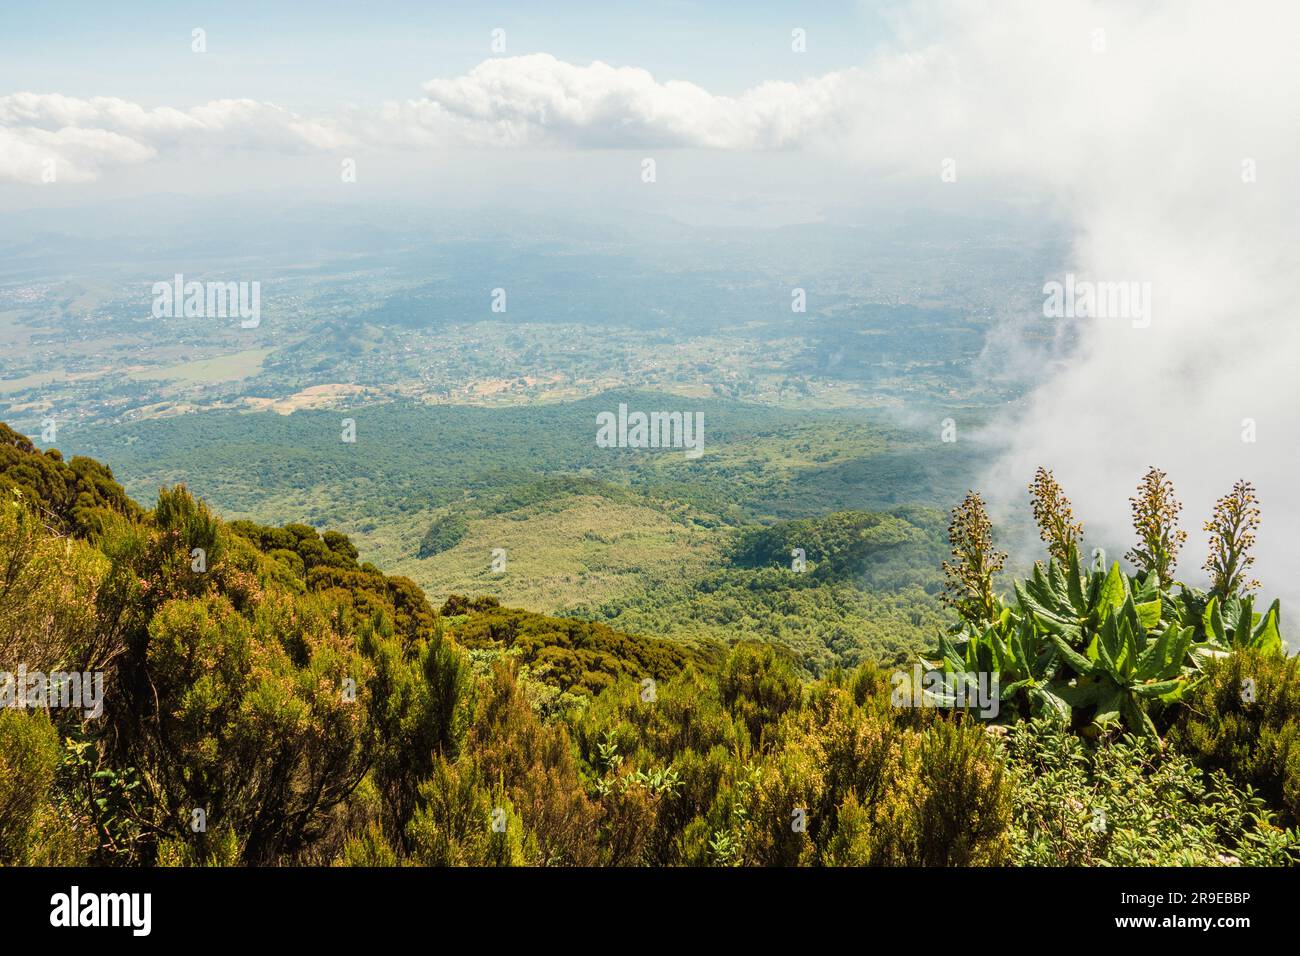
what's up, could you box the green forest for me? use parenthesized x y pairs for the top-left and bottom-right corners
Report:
(68, 396), (984, 673)
(2, 421), (1297, 867)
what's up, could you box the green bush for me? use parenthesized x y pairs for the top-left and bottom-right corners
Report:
(417, 513), (469, 559)
(1168, 649), (1300, 826)
(1005, 719), (1300, 865)
(719, 642), (802, 749)
(0, 710), (61, 864)
(840, 719), (1011, 866)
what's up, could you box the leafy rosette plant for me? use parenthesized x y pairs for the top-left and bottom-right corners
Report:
(1014, 548), (1163, 643)
(1049, 593), (1197, 739)
(1196, 593), (1282, 657)
(932, 468), (1286, 741)
(930, 612), (1067, 721)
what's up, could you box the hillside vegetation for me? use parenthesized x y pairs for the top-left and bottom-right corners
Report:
(1, 423), (1297, 867)
(66, 398), (978, 670)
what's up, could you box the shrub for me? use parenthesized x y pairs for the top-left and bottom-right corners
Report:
(746, 697), (1011, 866)
(1168, 649), (1300, 826)
(865, 720), (1012, 866)
(719, 642), (802, 750)
(417, 514), (469, 558)
(0, 710), (61, 864)
(1005, 719), (1300, 865)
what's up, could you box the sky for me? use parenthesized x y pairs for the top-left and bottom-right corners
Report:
(0, 0), (908, 207)
(0, 1), (892, 108)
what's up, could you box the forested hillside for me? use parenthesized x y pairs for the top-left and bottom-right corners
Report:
(66, 397), (982, 672)
(2, 423), (1298, 867)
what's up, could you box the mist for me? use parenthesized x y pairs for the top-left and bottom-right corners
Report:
(812, 0), (1300, 607)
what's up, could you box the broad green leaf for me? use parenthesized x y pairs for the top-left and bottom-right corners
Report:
(1016, 581), (1075, 632)
(1163, 625), (1194, 678)
(1001, 679), (1031, 698)
(1251, 600), (1283, 655)
(1097, 561), (1127, 613)
(1120, 695), (1159, 740)
(1136, 624), (1174, 679)
(1135, 599), (1162, 630)
(1049, 634), (1093, 675)
(1133, 678), (1184, 699)
(1066, 548), (1086, 612)
(1190, 643), (1230, 668)
(1054, 678), (1102, 707)
(1094, 687), (1125, 726)
(1203, 597), (1226, 645)
(1031, 687), (1071, 721)
(1094, 613), (1121, 676)
(1233, 597), (1254, 649)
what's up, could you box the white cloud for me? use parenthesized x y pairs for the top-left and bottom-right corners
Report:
(0, 125), (156, 184)
(407, 52), (854, 149)
(0, 56), (864, 183)
(0, 93), (348, 183)
(0, 47), (1005, 176)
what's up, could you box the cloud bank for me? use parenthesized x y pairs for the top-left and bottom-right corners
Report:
(0, 93), (347, 183)
(838, 0), (1300, 602)
(0, 50), (940, 177)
